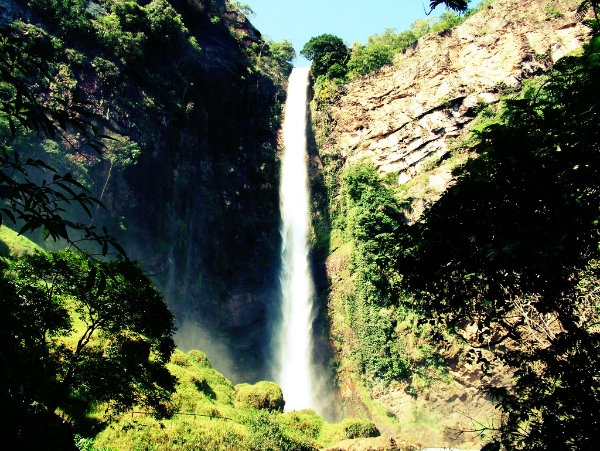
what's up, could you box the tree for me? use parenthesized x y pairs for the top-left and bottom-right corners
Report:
(1, 250), (176, 448)
(300, 34), (349, 78)
(267, 39), (296, 77)
(428, 0), (468, 12)
(0, 24), (124, 255)
(397, 23), (600, 449)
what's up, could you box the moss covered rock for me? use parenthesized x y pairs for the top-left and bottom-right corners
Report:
(234, 381), (285, 412)
(320, 417), (380, 444)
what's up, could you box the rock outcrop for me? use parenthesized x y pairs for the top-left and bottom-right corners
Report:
(320, 0), (590, 184)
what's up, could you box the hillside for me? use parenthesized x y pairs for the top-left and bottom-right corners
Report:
(2, 0), (599, 448)
(315, 0), (589, 188)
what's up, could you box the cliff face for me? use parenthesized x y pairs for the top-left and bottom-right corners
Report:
(319, 0), (589, 184)
(2, 0), (286, 382)
(310, 0), (592, 446)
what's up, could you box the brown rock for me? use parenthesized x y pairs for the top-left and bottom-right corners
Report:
(322, 436), (419, 451)
(318, 0), (590, 185)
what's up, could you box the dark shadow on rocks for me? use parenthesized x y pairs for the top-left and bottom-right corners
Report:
(306, 84), (342, 422)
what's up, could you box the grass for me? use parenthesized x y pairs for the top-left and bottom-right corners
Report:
(92, 350), (379, 451)
(0, 225), (43, 258)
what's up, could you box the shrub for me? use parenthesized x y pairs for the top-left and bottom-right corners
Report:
(188, 349), (212, 367)
(280, 409), (324, 441)
(234, 381), (285, 412)
(320, 417), (379, 443)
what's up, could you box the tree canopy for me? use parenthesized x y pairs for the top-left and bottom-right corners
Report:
(428, 0), (468, 11)
(300, 34), (349, 78)
(1, 249), (176, 449)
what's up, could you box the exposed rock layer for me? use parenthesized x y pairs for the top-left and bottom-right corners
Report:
(321, 0), (589, 183)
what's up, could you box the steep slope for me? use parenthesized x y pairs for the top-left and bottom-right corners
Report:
(317, 0), (589, 184)
(0, 0), (289, 382)
(309, 0), (592, 447)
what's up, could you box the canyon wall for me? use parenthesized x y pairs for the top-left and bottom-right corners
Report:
(310, 0), (592, 447)
(1, 0), (287, 382)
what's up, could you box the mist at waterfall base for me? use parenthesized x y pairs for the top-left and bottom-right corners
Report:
(274, 66), (334, 416)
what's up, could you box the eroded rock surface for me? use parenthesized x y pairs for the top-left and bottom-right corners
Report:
(320, 0), (590, 184)
(313, 0), (592, 447)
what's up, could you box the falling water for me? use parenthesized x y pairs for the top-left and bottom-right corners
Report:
(276, 66), (315, 411)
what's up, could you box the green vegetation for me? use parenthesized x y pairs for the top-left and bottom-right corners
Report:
(0, 1), (295, 449)
(313, 157), (472, 444)
(325, 162), (457, 391)
(1, 246), (175, 449)
(2, 0), (295, 389)
(0, 23), (121, 253)
(91, 350), (378, 451)
(304, 1), (497, 114)
(311, 3), (600, 448)
(347, 27), (424, 77)
(0, 225), (43, 257)
(301, 34), (350, 79)
(234, 381), (285, 412)
(397, 25), (600, 448)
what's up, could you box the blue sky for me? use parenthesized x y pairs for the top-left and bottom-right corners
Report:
(245, 0), (480, 66)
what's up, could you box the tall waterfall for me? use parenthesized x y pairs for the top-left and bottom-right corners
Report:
(276, 66), (315, 411)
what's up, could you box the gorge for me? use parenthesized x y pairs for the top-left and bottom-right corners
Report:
(1, 0), (599, 449)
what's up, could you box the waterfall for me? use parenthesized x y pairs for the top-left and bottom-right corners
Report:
(276, 66), (315, 412)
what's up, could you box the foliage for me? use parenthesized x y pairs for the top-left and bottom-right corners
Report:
(323, 162), (454, 391)
(397, 24), (600, 449)
(301, 34), (349, 78)
(429, 0), (468, 11)
(337, 163), (404, 307)
(322, 417), (379, 442)
(243, 410), (318, 451)
(268, 39), (296, 75)
(93, 350), (378, 451)
(0, 1), (293, 449)
(230, 1), (255, 17)
(346, 23), (430, 78)
(1, 248), (176, 448)
(311, 76), (344, 111)
(0, 23), (124, 255)
(346, 6), (486, 78)
(255, 39), (296, 85)
(27, 0), (93, 39)
(234, 381), (285, 412)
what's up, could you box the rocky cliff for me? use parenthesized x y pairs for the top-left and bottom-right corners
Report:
(318, 0), (589, 185)
(1, 0), (288, 383)
(310, 0), (592, 447)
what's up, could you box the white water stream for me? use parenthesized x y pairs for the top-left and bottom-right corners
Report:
(276, 66), (315, 411)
